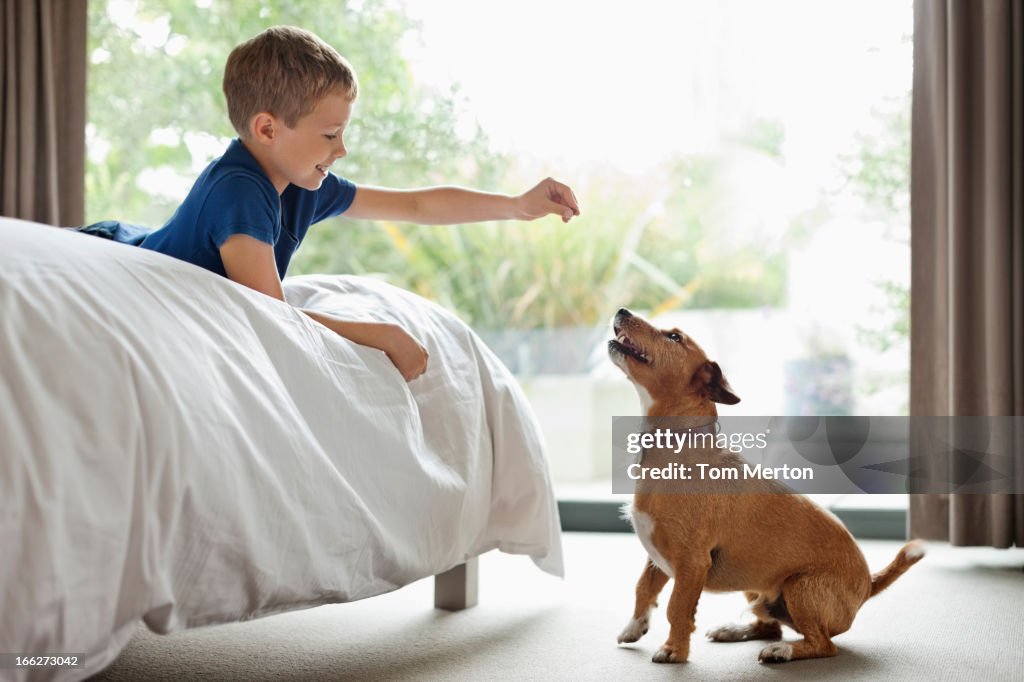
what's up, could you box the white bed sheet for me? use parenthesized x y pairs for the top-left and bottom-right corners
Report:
(0, 219), (563, 682)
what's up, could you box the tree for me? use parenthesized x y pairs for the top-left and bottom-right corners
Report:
(86, 0), (505, 227)
(847, 93), (911, 352)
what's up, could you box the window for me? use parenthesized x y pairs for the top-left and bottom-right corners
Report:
(88, 0), (912, 511)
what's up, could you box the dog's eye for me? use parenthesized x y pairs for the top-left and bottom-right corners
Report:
(666, 332), (683, 343)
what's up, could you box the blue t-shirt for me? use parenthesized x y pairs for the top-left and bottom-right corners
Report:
(138, 138), (356, 278)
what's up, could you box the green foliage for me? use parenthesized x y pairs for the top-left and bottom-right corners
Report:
(843, 88), (911, 411)
(86, 1), (790, 331)
(295, 170), (654, 329)
(844, 93), (911, 351)
(293, 155), (790, 330)
(856, 280), (909, 353)
(86, 0), (503, 226)
(730, 117), (786, 160)
(629, 155), (787, 312)
(848, 97), (910, 220)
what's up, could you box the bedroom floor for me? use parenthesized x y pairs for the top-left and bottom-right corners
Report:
(91, 533), (1024, 681)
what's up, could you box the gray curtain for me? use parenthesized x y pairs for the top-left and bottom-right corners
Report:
(910, 0), (1024, 547)
(1, 0), (88, 225)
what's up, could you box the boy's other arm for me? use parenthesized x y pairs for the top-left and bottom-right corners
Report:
(345, 177), (581, 225)
(219, 234), (428, 381)
(219, 233), (286, 300)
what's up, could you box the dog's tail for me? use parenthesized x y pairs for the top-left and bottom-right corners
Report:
(869, 540), (927, 598)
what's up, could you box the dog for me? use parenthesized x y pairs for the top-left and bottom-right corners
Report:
(609, 308), (924, 664)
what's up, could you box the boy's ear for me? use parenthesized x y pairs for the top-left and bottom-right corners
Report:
(250, 112), (278, 145)
(692, 360), (741, 405)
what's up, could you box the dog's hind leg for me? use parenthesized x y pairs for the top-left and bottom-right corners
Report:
(707, 592), (783, 643)
(758, 577), (843, 663)
(617, 559), (669, 644)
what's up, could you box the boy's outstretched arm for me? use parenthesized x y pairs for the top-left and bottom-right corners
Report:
(345, 177), (581, 225)
(219, 234), (429, 381)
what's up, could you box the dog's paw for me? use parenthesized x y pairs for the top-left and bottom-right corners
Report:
(617, 616), (649, 644)
(758, 642), (794, 664)
(707, 623), (750, 642)
(652, 645), (687, 664)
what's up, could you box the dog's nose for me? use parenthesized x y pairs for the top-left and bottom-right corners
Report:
(617, 308), (633, 318)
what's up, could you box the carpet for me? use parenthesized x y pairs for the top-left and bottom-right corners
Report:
(90, 533), (1024, 681)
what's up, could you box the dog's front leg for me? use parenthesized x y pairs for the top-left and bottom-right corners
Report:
(653, 555), (711, 663)
(618, 559), (669, 644)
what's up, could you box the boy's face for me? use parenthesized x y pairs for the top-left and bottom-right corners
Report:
(266, 89), (352, 193)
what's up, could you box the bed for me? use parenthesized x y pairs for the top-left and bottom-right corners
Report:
(0, 218), (564, 682)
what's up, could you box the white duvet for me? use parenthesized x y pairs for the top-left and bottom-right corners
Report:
(0, 218), (563, 682)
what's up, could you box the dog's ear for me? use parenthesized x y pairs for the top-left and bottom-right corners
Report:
(693, 360), (741, 405)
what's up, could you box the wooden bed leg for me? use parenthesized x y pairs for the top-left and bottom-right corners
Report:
(434, 557), (479, 611)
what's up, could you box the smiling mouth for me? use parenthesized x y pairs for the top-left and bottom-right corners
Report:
(608, 327), (649, 363)
(316, 164), (329, 175)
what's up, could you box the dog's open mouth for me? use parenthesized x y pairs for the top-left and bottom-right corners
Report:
(609, 328), (650, 364)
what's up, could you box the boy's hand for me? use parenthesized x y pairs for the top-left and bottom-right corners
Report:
(300, 310), (429, 382)
(516, 177), (581, 223)
(378, 323), (430, 382)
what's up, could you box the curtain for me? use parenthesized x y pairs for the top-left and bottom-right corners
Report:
(1, 0), (88, 225)
(910, 0), (1024, 547)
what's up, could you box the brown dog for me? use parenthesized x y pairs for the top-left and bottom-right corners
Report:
(609, 308), (924, 664)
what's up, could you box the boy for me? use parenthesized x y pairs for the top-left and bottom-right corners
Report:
(135, 26), (580, 382)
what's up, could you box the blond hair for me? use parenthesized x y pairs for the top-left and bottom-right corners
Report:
(222, 26), (358, 137)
